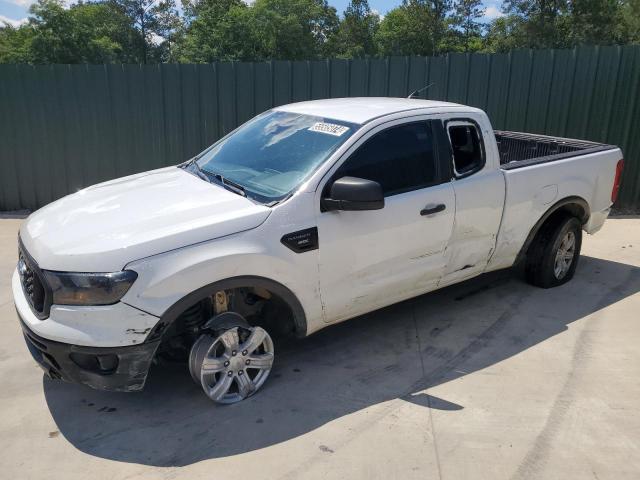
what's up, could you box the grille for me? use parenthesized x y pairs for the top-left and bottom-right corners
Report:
(18, 243), (50, 319)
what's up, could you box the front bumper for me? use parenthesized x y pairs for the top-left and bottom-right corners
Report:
(18, 311), (159, 392)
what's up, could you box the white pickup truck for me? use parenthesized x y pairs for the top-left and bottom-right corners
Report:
(13, 98), (624, 404)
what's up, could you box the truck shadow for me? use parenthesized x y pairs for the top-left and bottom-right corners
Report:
(43, 255), (640, 466)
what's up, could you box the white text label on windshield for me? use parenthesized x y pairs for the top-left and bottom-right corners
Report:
(308, 122), (350, 136)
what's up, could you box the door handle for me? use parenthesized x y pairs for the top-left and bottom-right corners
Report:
(420, 203), (446, 216)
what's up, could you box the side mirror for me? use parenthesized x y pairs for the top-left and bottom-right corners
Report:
(322, 176), (384, 212)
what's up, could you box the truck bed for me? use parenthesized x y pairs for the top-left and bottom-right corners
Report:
(489, 130), (622, 272)
(496, 131), (616, 170)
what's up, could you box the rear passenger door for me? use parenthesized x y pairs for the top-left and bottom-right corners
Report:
(316, 118), (455, 323)
(439, 117), (505, 286)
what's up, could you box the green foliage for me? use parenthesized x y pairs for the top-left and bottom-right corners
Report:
(1, 0), (640, 64)
(252, 0), (339, 59)
(483, 14), (528, 52)
(375, 2), (436, 56)
(110, 0), (181, 62)
(0, 0), (179, 63)
(621, 0), (640, 41)
(375, 0), (464, 56)
(375, 8), (413, 56)
(171, 0), (248, 61)
(174, 0), (339, 61)
(570, 0), (625, 45)
(485, 0), (640, 52)
(0, 24), (35, 63)
(26, 0), (143, 63)
(500, 0), (572, 48)
(328, 0), (380, 58)
(451, 0), (484, 51)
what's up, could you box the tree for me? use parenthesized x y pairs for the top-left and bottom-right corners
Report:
(497, 0), (629, 49)
(0, 24), (35, 63)
(501, 0), (572, 49)
(452, 0), (484, 51)
(172, 0), (245, 62)
(109, 0), (181, 62)
(376, 0), (448, 56)
(23, 0), (143, 63)
(621, 0), (640, 42)
(172, 0), (260, 62)
(251, 0), (339, 59)
(428, 0), (453, 55)
(3, 0), (640, 64)
(570, 0), (624, 45)
(376, 8), (422, 56)
(176, 0), (339, 62)
(328, 0), (380, 58)
(483, 14), (526, 52)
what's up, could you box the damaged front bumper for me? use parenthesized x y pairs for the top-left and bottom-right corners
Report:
(13, 265), (161, 392)
(19, 313), (159, 392)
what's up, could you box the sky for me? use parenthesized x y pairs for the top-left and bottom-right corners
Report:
(0, 0), (505, 28)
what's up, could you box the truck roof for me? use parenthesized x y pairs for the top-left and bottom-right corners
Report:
(274, 97), (469, 125)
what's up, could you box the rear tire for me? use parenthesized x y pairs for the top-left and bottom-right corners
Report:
(525, 216), (582, 288)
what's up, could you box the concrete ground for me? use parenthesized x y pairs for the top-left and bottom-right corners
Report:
(0, 217), (639, 480)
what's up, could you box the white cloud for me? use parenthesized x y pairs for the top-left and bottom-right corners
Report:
(0, 14), (28, 27)
(371, 9), (384, 21)
(484, 6), (505, 19)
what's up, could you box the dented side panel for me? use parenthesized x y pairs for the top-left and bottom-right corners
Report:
(440, 112), (506, 286)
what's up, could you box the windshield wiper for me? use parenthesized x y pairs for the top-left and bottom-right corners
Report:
(215, 174), (247, 197)
(182, 160), (247, 198)
(200, 170), (246, 197)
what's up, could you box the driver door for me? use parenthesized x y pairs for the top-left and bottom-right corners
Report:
(315, 119), (455, 323)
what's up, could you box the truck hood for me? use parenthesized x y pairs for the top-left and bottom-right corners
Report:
(20, 167), (271, 272)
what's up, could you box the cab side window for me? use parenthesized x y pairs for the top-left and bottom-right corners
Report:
(448, 123), (484, 176)
(333, 121), (439, 197)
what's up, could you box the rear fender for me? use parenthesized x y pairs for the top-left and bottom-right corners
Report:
(514, 196), (590, 265)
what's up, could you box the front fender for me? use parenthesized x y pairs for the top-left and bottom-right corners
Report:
(147, 275), (308, 340)
(120, 231), (323, 338)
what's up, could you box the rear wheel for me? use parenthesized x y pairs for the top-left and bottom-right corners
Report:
(525, 216), (582, 288)
(189, 325), (275, 404)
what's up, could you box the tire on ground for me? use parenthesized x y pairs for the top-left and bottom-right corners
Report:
(525, 216), (582, 288)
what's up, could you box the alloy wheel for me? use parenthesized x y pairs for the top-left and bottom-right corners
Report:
(189, 326), (274, 403)
(553, 230), (576, 280)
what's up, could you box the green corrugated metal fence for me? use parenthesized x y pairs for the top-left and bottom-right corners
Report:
(1, 45), (639, 211)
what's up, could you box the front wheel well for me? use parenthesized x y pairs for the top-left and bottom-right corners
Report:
(149, 277), (307, 360)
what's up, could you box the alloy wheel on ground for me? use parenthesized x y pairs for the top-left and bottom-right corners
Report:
(189, 325), (275, 404)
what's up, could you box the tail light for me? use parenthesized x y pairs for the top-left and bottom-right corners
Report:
(611, 159), (624, 203)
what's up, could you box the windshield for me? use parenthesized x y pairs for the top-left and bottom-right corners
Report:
(194, 110), (358, 203)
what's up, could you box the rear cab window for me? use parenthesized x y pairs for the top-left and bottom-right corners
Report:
(447, 120), (485, 177)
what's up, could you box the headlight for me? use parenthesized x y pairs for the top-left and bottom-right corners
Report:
(42, 270), (138, 306)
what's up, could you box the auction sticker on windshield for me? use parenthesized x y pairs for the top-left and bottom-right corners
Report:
(308, 122), (350, 136)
